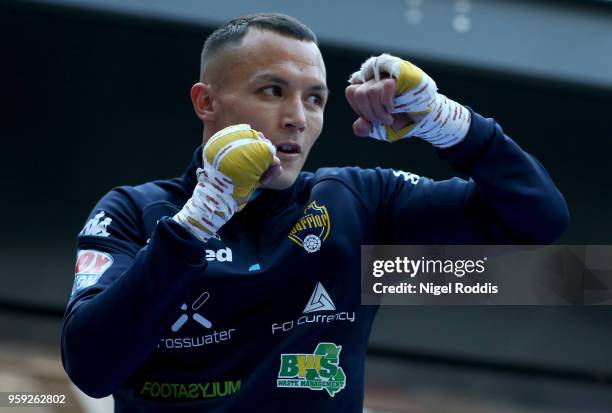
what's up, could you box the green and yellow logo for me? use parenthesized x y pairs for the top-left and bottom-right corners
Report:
(288, 201), (331, 253)
(277, 342), (346, 397)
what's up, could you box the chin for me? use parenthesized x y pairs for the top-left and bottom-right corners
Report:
(260, 171), (298, 190)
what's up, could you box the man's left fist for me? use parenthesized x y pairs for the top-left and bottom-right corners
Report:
(346, 53), (470, 148)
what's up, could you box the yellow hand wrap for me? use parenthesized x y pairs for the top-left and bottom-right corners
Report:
(204, 124), (276, 210)
(394, 58), (425, 96)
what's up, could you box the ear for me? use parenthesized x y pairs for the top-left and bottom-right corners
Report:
(190, 82), (216, 122)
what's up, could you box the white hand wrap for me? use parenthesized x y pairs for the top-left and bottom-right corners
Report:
(173, 160), (237, 243)
(349, 54), (471, 148)
(400, 93), (471, 148)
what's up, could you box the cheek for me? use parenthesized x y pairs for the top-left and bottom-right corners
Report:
(305, 112), (324, 150)
(312, 111), (323, 131)
(224, 96), (275, 130)
(218, 94), (254, 121)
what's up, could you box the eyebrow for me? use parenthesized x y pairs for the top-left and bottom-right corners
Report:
(253, 73), (329, 94)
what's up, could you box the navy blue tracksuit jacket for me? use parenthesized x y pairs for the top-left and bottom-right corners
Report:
(61, 110), (569, 412)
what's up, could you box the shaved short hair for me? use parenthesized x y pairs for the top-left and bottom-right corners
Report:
(199, 13), (317, 80)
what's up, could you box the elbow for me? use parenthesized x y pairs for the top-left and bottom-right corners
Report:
(61, 322), (117, 399)
(554, 201), (571, 240)
(71, 378), (114, 399)
(63, 355), (116, 398)
(545, 192), (570, 243)
(530, 196), (570, 244)
(63, 349), (117, 398)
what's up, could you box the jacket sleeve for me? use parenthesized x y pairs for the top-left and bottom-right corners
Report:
(61, 188), (206, 398)
(371, 108), (569, 244)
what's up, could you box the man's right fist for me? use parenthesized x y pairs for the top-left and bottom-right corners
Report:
(204, 124), (276, 209)
(347, 54), (470, 148)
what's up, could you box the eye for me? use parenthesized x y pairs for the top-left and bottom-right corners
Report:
(261, 85), (282, 97)
(307, 94), (324, 106)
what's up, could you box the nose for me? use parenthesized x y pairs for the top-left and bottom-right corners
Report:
(281, 95), (306, 133)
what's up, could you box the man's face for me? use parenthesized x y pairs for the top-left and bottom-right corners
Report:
(205, 29), (328, 190)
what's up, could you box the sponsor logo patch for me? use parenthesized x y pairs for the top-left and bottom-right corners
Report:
(205, 247), (232, 262)
(277, 342), (346, 397)
(271, 282), (355, 335)
(303, 281), (336, 313)
(139, 379), (241, 401)
(71, 250), (113, 295)
(159, 291), (237, 351)
(79, 211), (112, 237)
(171, 291), (212, 332)
(288, 201), (331, 253)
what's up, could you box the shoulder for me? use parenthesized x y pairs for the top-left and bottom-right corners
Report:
(119, 177), (189, 208)
(301, 166), (421, 188)
(296, 166), (422, 210)
(94, 176), (188, 215)
(301, 166), (370, 185)
(78, 176), (189, 247)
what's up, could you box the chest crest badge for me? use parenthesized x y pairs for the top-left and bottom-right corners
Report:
(288, 201), (331, 253)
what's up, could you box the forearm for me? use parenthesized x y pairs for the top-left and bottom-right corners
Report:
(61, 219), (205, 397)
(438, 109), (570, 243)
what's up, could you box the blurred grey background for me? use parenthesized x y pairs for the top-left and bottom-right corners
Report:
(1, 0), (612, 412)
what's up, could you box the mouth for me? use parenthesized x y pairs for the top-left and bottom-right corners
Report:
(275, 142), (302, 160)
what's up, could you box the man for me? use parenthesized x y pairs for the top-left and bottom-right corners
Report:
(62, 13), (569, 412)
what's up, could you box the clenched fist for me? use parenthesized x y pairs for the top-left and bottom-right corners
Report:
(204, 124), (279, 208)
(346, 54), (470, 148)
(173, 124), (280, 242)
